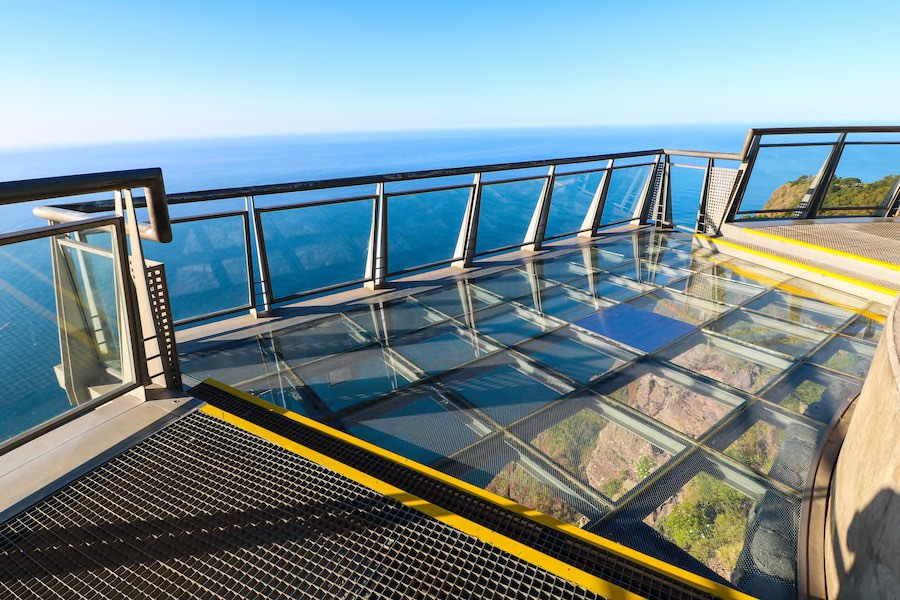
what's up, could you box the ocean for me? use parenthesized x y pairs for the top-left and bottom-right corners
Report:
(0, 123), (883, 442)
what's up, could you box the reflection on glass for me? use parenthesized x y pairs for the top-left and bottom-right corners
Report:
(392, 322), (498, 376)
(144, 215), (249, 322)
(744, 289), (856, 332)
(261, 199), (372, 299)
(599, 165), (652, 225)
(670, 273), (762, 306)
(841, 311), (886, 342)
(343, 387), (487, 465)
(387, 187), (470, 272)
(442, 357), (567, 426)
(294, 345), (412, 413)
(706, 310), (828, 357)
(513, 284), (607, 323)
(820, 144), (900, 215)
(738, 145), (832, 216)
(545, 171), (605, 238)
(627, 288), (728, 325)
(476, 178), (546, 253)
(410, 282), (501, 318)
(468, 268), (550, 301)
(517, 328), (632, 384)
(347, 298), (446, 341)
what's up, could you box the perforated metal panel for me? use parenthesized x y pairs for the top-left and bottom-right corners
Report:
(750, 221), (900, 267)
(704, 168), (740, 234)
(145, 261), (181, 388)
(0, 411), (606, 600)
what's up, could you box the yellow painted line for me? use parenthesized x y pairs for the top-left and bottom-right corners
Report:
(741, 226), (900, 273)
(699, 234), (898, 301)
(199, 403), (643, 600)
(201, 379), (757, 600)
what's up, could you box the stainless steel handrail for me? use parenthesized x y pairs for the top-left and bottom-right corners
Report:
(0, 168), (172, 243)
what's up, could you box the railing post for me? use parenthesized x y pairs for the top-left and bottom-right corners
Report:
(654, 154), (673, 228)
(246, 195), (274, 316)
(798, 133), (846, 220)
(880, 178), (900, 217)
(523, 165), (556, 251)
(365, 182), (389, 289)
(722, 134), (761, 228)
(118, 188), (175, 390)
(452, 173), (483, 268)
(633, 154), (663, 224)
(694, 158), (714, 233)
(578, 159), (613, 237)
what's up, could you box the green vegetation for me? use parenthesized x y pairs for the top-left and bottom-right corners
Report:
(635, 455), (655, 479)
(486, 462), (583, 525)
(822, 348), (863, 375)
(724, 421), (785, 473)
(780, 379), (826, 413)
(532, 408), (608, 474)
(656, 473), (752, 576)
(757, 174), (898, 217)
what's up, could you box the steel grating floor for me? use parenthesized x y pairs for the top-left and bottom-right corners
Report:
(0, 409), (608, 600)
(749, 221), (900, 268)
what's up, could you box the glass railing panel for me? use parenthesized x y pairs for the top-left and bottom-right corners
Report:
(668, 165), (705, 229)
(143, 213), (250, 323)
(820, 144), (900, 215)
(0, 221), (136, 446)
(259, 197), (373, 300)
(544, 171), (604, 238)
(386, 187), (470, 273)
(599, 165), (652, 226)
(475, 178), (546, 253)
(737, 145), (832, 218)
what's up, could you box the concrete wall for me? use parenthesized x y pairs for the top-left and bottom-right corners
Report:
(825, 298), (900, 598)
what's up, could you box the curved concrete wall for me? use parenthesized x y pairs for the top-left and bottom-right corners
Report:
(825, 298), (900, 598)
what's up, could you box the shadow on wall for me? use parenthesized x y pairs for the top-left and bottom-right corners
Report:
(830, 488), (900, 598)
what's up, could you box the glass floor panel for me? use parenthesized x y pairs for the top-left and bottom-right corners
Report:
(660, 331), (794, 394)
(763, 364), (864, 424)
(515, 327), (635, 385)
(181, 229), (889, 599)
(705, 309), (829, 358)
(627, 288), (729, 325)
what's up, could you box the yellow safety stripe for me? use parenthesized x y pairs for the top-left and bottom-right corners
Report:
(202, 379), (757, 600)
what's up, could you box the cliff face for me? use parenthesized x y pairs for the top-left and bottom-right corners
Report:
(760, 175), (813, 213)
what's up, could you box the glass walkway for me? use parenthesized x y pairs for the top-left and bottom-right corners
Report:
(179, 228), (888, 597)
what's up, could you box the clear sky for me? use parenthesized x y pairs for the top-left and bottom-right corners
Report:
(1, 0), (898, 149)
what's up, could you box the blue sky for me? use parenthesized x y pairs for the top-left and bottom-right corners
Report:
(1, 0), (898, 148)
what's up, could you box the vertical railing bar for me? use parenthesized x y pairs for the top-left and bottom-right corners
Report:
(721, 134), (761, 230)
(246, 195), (273, 316)
(880, 177), (900, 217)
(694, 158), (714, 234)
(111, 215), (146, 390)
(241, 211), (255, 316)
(633, 154), (662, 224)
(799, 133), (846, 220)
(523, 165), (555, 251)
(579, 159), (613, 237)
(453, 173), (483, 268)
(365, 182), (388, 289)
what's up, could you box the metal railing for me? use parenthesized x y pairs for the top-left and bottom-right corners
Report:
(724, 126), (900, 225)
(30, 148), (741, 326)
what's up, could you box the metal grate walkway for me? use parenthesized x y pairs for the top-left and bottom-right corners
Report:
(0, 409), (603, 600)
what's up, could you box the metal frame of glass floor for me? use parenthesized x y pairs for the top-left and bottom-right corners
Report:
(178, 227), (889, 598)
